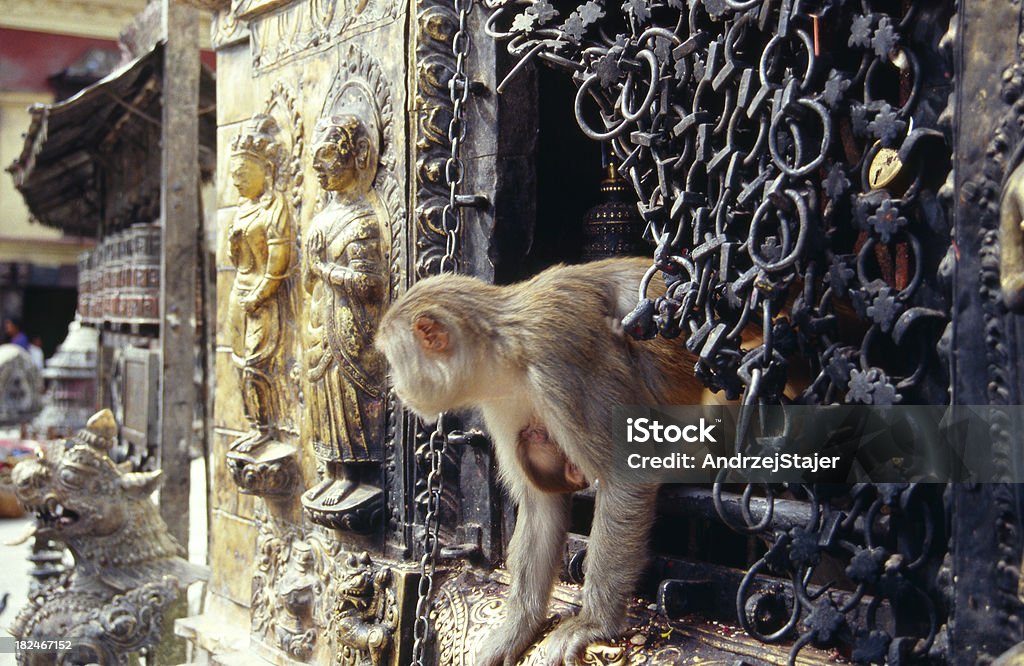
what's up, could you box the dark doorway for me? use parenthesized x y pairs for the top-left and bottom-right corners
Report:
(22, 286), (79, 358)
(516, 64), (604, 279)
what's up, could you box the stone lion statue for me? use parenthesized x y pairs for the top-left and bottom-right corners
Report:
(9, 409), (207, 665)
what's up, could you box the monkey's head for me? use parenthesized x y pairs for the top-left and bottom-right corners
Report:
(376, 274), (501, 419)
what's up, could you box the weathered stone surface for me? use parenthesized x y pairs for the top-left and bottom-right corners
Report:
(208, 508), (259, 607)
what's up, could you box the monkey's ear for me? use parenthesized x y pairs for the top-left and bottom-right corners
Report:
(413, 315), (449, 353)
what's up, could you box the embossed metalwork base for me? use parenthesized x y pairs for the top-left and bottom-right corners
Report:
(226, 440), (299, 497)
(301, 480), (384, 533)
(432, 571), (840, 665)
(249, 512), (411, 664)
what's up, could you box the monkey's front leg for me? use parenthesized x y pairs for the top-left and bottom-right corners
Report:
(476, 489), (572, 666)
(541, 483), (658, 666)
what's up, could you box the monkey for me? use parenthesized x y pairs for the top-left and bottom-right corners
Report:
(518, 421), (589, 494)
(375, 257), (709, 666)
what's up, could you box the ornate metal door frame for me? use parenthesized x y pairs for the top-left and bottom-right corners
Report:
(460, 0), (1021, 662)
(946, 2), (1024, 662)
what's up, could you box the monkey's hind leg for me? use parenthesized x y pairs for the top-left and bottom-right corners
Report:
(540, 482), (657, 666)
(476, 489), (572, 666)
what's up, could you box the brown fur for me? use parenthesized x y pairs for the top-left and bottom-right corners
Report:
(518, 423), (589, 494)
(376, 257), (707, 666)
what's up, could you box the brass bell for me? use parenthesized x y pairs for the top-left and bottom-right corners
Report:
(581, 164), (648, 262)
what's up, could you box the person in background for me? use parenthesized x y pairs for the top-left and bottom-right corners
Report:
(29, 335), (44, 369)
(4, 318), (28, 350)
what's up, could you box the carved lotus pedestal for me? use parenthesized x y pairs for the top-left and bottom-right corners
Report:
(227, 441), (300, 497)
(301, 478), (385, 534)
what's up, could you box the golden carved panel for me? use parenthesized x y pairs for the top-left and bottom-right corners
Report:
(298, 43), (404, 533)
(223, 84), (305, 498)
(433, 574), (841, 666)
(251, 508), (407, 665)
(240, 0), (403, 72)
(203, 0), (411, 661)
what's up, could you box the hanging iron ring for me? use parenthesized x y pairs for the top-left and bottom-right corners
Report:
(748, 189), (811, 272)
(768, 98), (830, 178)
(759, 30), (816, 92)
(575, 73), (632, 140)
(620, 49), (660, 123)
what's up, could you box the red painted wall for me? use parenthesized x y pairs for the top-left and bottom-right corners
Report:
(0, 28), (216, 94)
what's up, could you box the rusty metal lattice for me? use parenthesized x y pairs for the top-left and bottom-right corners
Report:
(485, 0), (955, 661)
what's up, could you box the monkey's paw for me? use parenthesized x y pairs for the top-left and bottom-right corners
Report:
(540, 615), (611, 666)
(474, 623), (538, 666)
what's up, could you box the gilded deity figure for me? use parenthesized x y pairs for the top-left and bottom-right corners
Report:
(227, 115), (295, 455)
(301, 114), (388, 528)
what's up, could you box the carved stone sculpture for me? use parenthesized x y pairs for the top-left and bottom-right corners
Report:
(0, 344), (42, 426)
(224, 96), (303, 498)
(300, 109), (390, 531)
(250, 516), (399, 663)
(10, 409), (208, 665)
(330, 551), (398, 666)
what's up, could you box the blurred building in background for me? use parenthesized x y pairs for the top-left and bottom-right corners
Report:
(0, 0), (149, 357)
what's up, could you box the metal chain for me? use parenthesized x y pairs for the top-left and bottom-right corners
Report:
(410, 0), (474, 663)
(438, 0), (474, 275)
(410, 424), (448, 666)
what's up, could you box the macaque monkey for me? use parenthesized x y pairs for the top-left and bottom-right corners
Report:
(518, 422), (589, 494)
(375, 257), (707, 666)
